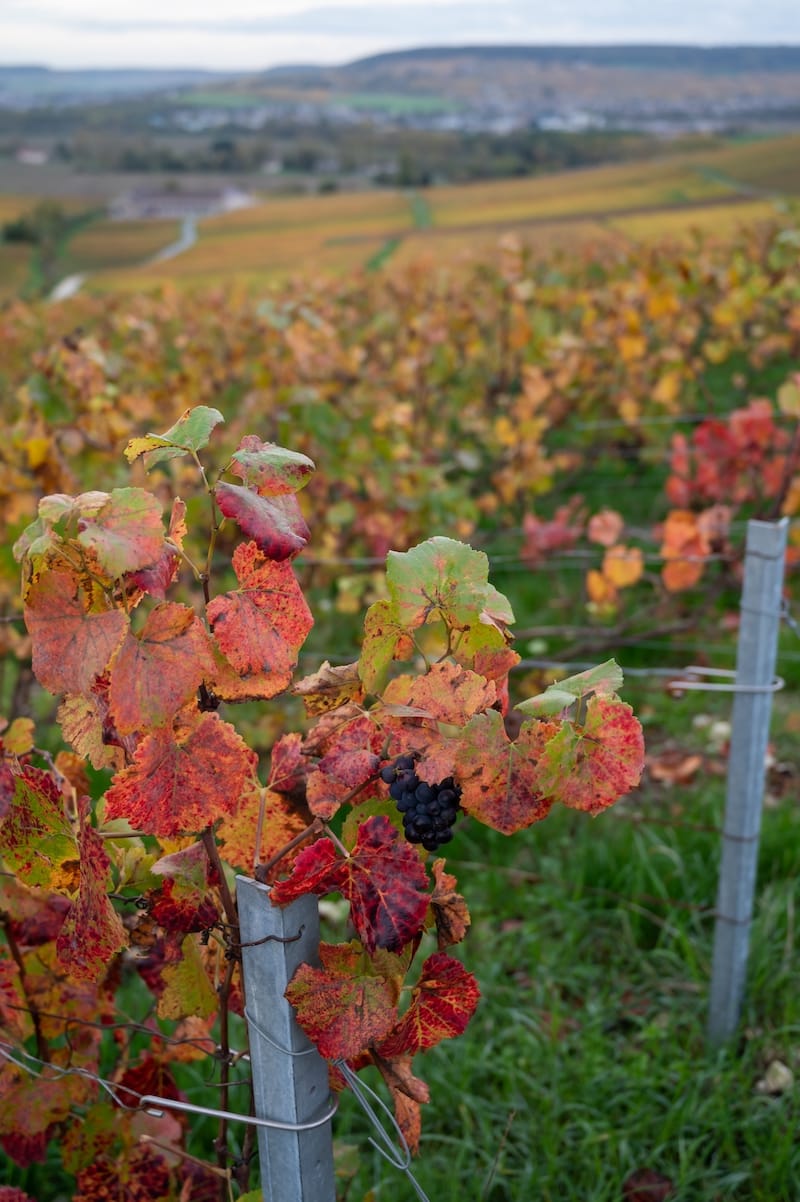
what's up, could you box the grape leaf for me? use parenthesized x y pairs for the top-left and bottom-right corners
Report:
(108, 602), (216, 735)
(25, 570), (128, 696)
(306, 714), (382, 820)
(0, 768), (77, 888)
(57, 684), (126, 772)
(377, 952), (480, 1056)
(149, 878), (218, 936)
(430, 859), (470, 950)
(157, 934), (218, 1021)
(369, 1050), (430, 1156)
(217, 782), (310, 878)
(0, 1070), (74, 1165)
(55, 800), (127, 981)
(75, 488), (165, 578)
(207, 541), (313, 697)
(529, 695), (645, 815)
(516, 659), (624, 718)
(104, 708), (258, 837)
(267, 732), (308, 799)
(124, 405), (225, 468)
(285, 941), (401, 1060)
(293, 660), (364, 715)
(214, 483), (309, 560)
(270, 815), (430, 954)
(231, 435), (315, 495)
(358, 599), (410, 694)
(386, 537), (512, 631)
(455, 710), (555, 834)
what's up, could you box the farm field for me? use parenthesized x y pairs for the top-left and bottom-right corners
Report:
(59, 132), (799, 293)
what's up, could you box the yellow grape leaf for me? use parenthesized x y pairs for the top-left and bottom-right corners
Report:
(586, 569), (618, 606)
(777, 378), (800, 418)
(602, 544), (644, 589)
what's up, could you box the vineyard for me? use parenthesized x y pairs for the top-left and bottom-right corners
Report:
(1, 198), (799, 1201)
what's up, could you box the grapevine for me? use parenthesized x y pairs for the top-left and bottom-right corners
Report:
(0, 404), (645, 1196)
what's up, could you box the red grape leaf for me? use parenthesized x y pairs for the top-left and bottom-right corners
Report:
(207, 541), (313, 698)
(430, 858), (470, 950)
(0, 1070), (74, 1164)
(0, 762), (14, 820)
(369, 1050), (430, 1155)
(116, 1056), (182, 1109)
(268, 732), (308, 798)
(104, 708), (258, 837)
(529, 695), (645, 814)
(0, 958), (26, 1041)
(306, 714), (382, 820)
(231, 435), (315, 495)
(215, 483), (309, 560)
(217, 781), (310, 878)
(285, 940), (401, 1060)
(124, 405), (224, 467)
(0, 767), (78, 887)
(55, 800), (127, 981)
(455, 710), (555, 834)
(270, 815), (430, 954)
(149, 878), (218, 935)
(25, 569), (128, 696)
(127, 497), (186, 599)
(292, 660), (364, 715)
(76, 488), (165, 578)
(377, 952), (480, 1057)
(108, 602), (216, 735)
(0, 1187), (36, 1202)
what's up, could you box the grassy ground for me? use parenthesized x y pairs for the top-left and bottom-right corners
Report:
(329, 681), (800, 1201)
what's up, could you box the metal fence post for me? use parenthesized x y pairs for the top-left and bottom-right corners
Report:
(707, 517), (788, 1046)
(236, 875), (336, 1202)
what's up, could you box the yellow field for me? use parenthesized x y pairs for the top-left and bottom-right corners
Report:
(608, 198), (781, 242)
(17, 131), (797, 295)
(66, 219), (179, 272)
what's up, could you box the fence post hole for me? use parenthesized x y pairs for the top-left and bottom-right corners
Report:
(236, 875), (336, 1202)
(707, 517), (788, 1046)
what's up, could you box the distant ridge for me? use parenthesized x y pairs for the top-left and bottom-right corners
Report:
(346, 44), (800, 73)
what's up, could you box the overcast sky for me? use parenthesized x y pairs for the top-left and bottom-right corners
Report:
(2, 0), (799, 71)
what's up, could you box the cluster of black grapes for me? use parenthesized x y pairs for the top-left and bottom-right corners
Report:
(380, 754), (462, 852)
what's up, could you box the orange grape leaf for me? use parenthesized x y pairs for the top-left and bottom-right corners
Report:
(214, 483), (309, 561)
(586, 568), (619, 606)
(587, 509), (625, 547)
(455, 710), (555, 834)
(293, 660), (364, 715)
(207, 541), (313, 698)
(75, 488), (165, 578)
(57, 687), (126, 772)
(108, 602), (216, 735)
(398, 661), (497, 727)
(217, 782), (310, 878)
(531, 695), (645, 815)
(285, 940), (401, 1060)
(0, 767), (77, 887)
(231, 435), (315, 495)
(376, 952), (480, 1057)
(270, 815), (430, 954)
(430, 858), (470, 950)
(55, 800), (127, 981)
(124, 405), (225, 468)
(660, 510), (707, 592)
(602, 544), (644, 589)
(25, 570), (128, 696)
(369, 1051), (430, 1155)
(104, 709), (258, 837)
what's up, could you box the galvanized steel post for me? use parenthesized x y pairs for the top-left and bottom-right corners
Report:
(236, 875), (336, 1202)
(707, 518), (788, 1046)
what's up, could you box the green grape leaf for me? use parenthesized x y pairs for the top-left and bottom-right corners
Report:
(75, 488), (165, 578)
(231, 435), (315, 495)
(516, 659), (625, 717)
(124, 405), (225, 468)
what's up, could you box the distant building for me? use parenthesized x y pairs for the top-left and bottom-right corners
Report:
(15, 146), (48, 165)
(109, 185), (254, 221)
